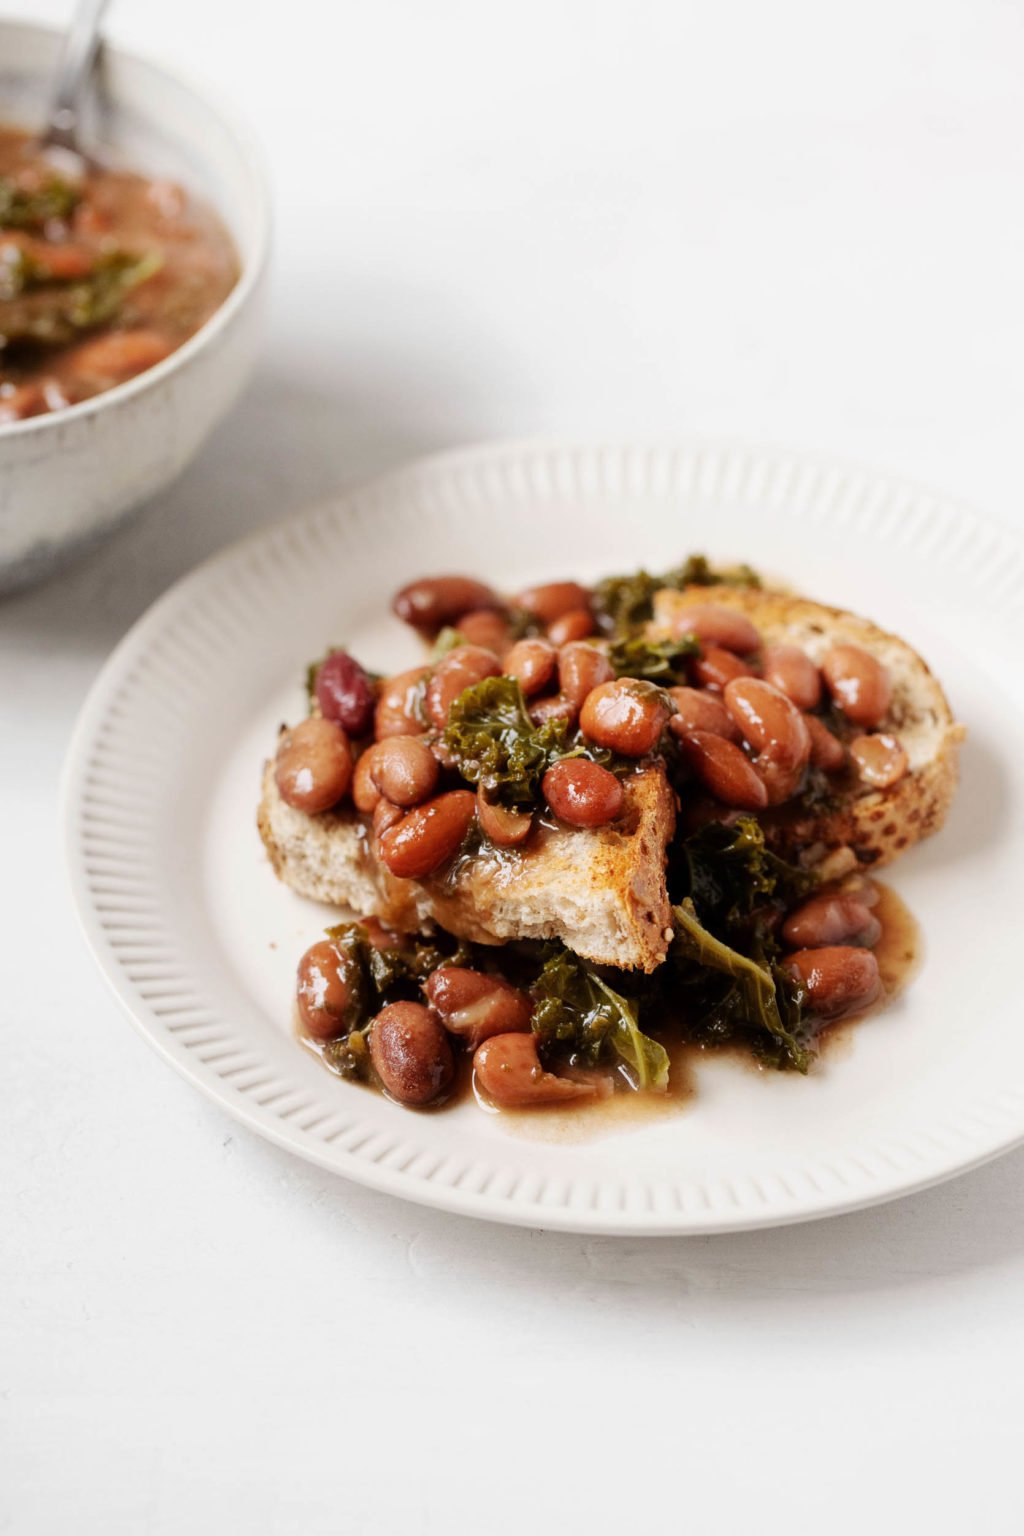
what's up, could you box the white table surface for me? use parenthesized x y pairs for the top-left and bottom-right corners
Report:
(4, 1), (1023, 1530)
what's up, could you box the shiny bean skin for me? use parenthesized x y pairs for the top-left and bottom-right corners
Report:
(666, 686), (741, 742)
(691, 646), (755, 691)
(425, 645), (501, 729)
(477, 787), (533, 848)
(821, 644), (892, 728)
(579, 678), (671, 756)
(374, 666), (429, 739)
(762, 644), (822, 711)
(457, 608), (514, 656)
(723, 677), (811, 805)
(529, 694), (579, 726)
(378, 789), (476, 878)
(425, 967), (533, 1047)
(514, 580), (591, 625)
(369, 734), (439, 806)
(351, 749), (382, 813)
(667, 603), (760, 655)
(805, 714), (847, 772)
(275, 718), (353, 813)
(679, 731), (769, 810)
(473, 1032), (597, 1108)
(782, 893), (882, 950)
(296, 940), (361, 1042)
(784, 946), (882, 1020)
(370, 1001), (454, 1105)
(849, 733), (908, 788)
(69, 328), (174, 383)
(392, 575), (500, 631)
(541, 758), (625, 828)
(372, 797), (403, 838)
(547, 608), (595, 646)
(558, 642), (615, 711)
(315, 650), (376, 736)
(503, 638), (557, 697)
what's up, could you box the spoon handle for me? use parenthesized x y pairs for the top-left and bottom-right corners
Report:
(42, 0), (111, 155)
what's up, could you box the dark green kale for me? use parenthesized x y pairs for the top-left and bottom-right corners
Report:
(0, 249), (160, 347)
(592, 553), (761, 639)
(442, 675), (568, 807)
(530, 947), (669, 1091)
(608, 632), (699, 683)
(0, 173), (80, 231)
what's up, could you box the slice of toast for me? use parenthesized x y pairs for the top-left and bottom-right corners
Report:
(258, 759), (677, 972)
(651, 584), (965, 868)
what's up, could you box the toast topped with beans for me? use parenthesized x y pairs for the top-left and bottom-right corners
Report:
(258, 554), (962, 1113)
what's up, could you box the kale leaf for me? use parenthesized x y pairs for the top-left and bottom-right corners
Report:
(531, 947), (670, 1091)
(608, 632), (698, 683)
(0, 174), (80, 231)
(592, 553), (761, 639)
(443, 675), (568, 807)
(0, 250), (160, 347)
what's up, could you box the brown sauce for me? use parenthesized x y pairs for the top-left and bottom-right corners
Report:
(0, 126), (238, 422)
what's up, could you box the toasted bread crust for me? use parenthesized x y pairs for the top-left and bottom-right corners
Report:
(651, 584), (964, 867)
(258, 760), (676, 971)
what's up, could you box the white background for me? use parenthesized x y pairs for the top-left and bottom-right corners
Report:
(3, 0), (1024, 1531)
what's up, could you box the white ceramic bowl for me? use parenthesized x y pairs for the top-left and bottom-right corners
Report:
(0, 22), (270, 592)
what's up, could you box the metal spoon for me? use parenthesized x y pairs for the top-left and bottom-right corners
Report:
(39, 0), (111, 162)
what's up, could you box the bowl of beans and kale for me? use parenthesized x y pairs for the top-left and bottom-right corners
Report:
(0, 20), (268, 590)
(259, 551), (963, 1120)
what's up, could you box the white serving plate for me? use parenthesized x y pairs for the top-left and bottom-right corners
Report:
(62, 438), (1024, 1234)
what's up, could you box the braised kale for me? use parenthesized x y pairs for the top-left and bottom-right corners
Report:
(530, 947), (669, 1091)
(443, 675), (568, 807)
(593, 553), (761, 639)
(0, 173), (80, 231)
(0, 250), (160, 347)
(608, 632), (698, 683)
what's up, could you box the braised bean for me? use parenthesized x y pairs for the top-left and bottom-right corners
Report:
(69, 328), (174, 383)
(457, 608), (513, 656)
(360, 917), (400, 950)
(425, 645), (501, 729)
(0, 381), (47, 423)
(784, 946), (882, 1020)
(558, 642), (615, 710)
(805, 714), (847, 772)
(378, 789), (476, 878)
(850, 733), (908, 788)
(691, 645), (755, 691)
(314, 650), (376, 736)
(477, 787), (533, 848)
(542, 758), (625, 827)
(514, 580), (591, 624)
(782, 893), (881, 949)
(370, 1001), (454, 1105)
(529, 694), (579, 726)
(822, 644), (892, 728)
(666, 686), (741, 742)
(762, 643), (822, 711)
(425, 967), (533, 1047)
(392, 575), (500, 631)
(375, 666), (429, 739)
(579, 678), (671, 756)
(369, 733), (440, 806)
(352, 748), (383, 813)
(275, 717), (353, 813)
(547, 608), (595, 646)
(473, 1032), (597, 1108)
(503, 638), (557, 697)
(667, 603), (760, 655)
(679, 731), (769, 810)
(296, 940), (362, 1042)
(373, 797), (403, 837)
(723, 677), (811, 804)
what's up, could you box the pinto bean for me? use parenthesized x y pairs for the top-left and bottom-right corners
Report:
(805, 714), (847, 772)
(473, 1032), (597, 1107)
(275, 718), (353, 812)
(782, 893), (882, 949)
(821, 645), (892, 728)
(678, 731), (768, 810)
(296, 940), (361, 1041)
(762, 644), (822, 711)
(542, 758), (625, 827)
(723, 677), (811, 805)
(370, 1001), (454, 1105)
(579, 678), (671, 756)
(374, 667), (429, 739)
(377, 790), (476, 878)
(68, 328), (174, 382)
(666, 604), (760, 654)
(425, 967), (533, 1047)
(529, 694), (579, 726)
(477, 787), (533, 848)
(392, 575), (500, 631)
(850, 733), (908, 788)
(514, 580), (592, 624)
(784, 946), (882, 1020)
(666, 686), (741, 742)
(425, 645), (501, 729)
(372, 797), (403, 838)
(691, 645), (755, 691)
(369, 734), (439, 806)
(457, 608), (514, 656)
(547, 608), (595, 646)
(503, 638), (557, 697)
(558, 642), (615, 711)
(352, 748), (383, 813)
